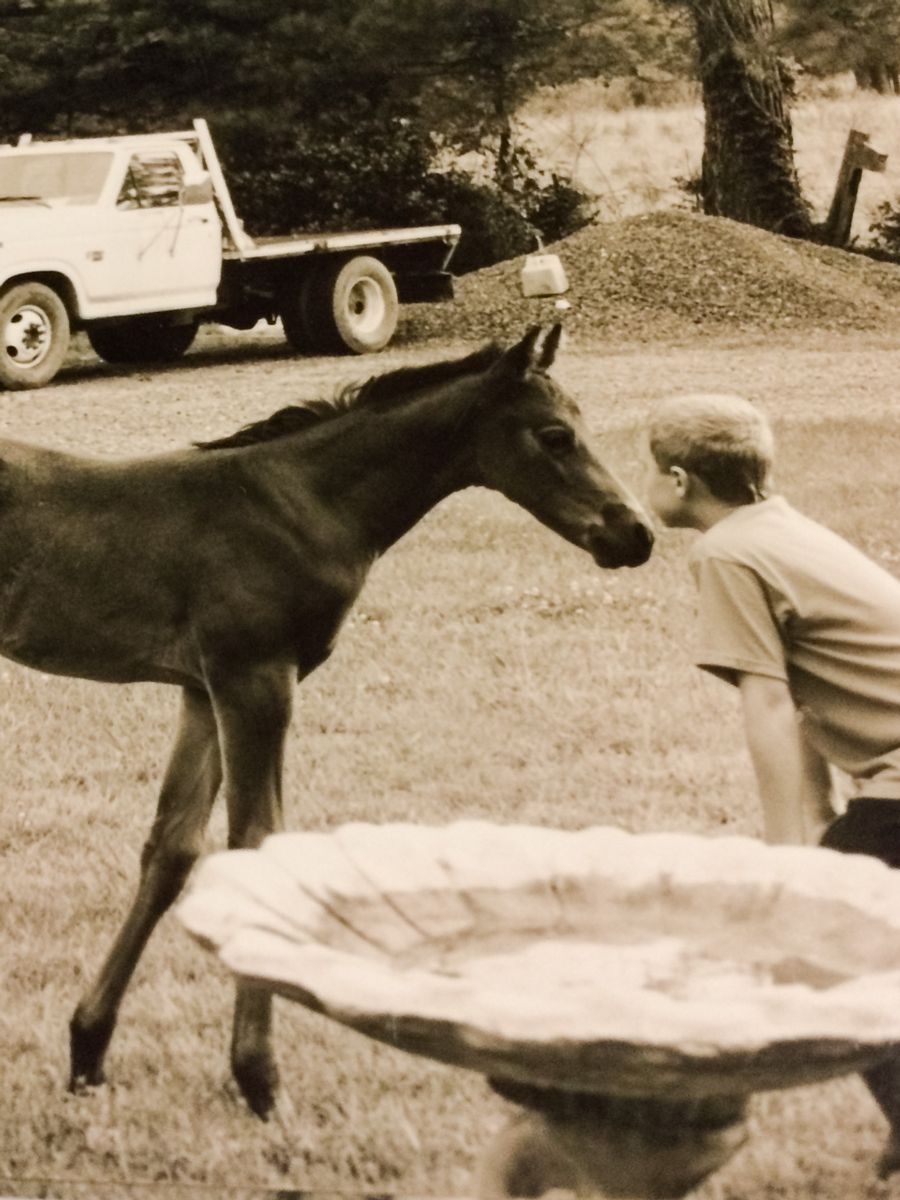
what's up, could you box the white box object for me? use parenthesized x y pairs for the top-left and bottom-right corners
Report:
(520, 253), (569, 297)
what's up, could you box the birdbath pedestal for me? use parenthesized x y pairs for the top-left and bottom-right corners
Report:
(178, 821), (900, 1198)
(475, 1086), (751, 1199)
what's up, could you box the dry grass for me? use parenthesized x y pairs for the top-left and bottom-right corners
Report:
(2, 324), (900, 1199)
(520, 74), (900, 245)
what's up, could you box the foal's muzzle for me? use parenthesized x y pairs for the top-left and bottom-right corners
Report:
(587, 507), (655, 569)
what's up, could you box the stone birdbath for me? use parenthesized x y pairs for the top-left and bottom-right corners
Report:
(177, 822), (900, 1198)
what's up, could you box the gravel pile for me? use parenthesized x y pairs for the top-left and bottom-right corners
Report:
(398, 210), (900, 346)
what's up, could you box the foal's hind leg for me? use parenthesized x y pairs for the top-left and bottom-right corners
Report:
(209, 661), (294, 1119)
(70, 686), (221, 1091)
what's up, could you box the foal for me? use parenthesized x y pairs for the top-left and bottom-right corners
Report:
(0, 324), (652, 1116)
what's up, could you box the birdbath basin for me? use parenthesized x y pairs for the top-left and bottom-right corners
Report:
(177, 821), (900, 1198)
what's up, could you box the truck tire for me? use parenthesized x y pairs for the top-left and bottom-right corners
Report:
(0, 281), (70, 390)
(87, 318), (198, 364)
(288, 255), (399, 355)
(279, 269), (319, 352)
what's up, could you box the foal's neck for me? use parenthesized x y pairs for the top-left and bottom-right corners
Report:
(291, 381), (483, 555)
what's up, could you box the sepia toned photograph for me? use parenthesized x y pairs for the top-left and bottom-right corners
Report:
(3, 2), (900, 1198)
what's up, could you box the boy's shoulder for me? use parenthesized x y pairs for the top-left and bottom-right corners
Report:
(691, 495), (900, 601)
(692, 495), (808, 565)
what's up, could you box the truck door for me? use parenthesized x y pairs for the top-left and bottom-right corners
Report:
(84, 149), (221, 310)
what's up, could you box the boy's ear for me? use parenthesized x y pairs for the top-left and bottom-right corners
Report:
(670, 465), (689, 496)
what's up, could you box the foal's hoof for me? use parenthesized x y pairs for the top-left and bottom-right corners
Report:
(69, 1012), (113, 1092)
(68, 1068), (106, 1095)
(68, 1055), (107, 1093)
(233, 1053), (280, 1120)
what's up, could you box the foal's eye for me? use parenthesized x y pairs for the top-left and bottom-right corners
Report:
(537, 425), (577, 455)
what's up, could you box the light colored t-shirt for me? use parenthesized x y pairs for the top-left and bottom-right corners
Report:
(689, 495), (900, 798)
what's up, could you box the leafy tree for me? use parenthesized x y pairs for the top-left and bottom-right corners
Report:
(778, 0), (900, 92)
(545, 0), (694, 89)
(0, 0), (823, 257)
(0, 0), (605, 266)
(349, 1), (693, 180)
(0, 0), (119, 134)
(300, 0), (600, 187)
(1, 1), (682, 178)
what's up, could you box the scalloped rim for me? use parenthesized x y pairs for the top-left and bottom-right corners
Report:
(177, 821), (900, 1093)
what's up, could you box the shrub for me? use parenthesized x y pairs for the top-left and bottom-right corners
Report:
(209, 109), (593, 273)
(428, 160), (595, 271)
(212, 108), (437, 236)
(422, 172), (541, 274)
(527, 173), (596, 246)
(674, 171), (704, 212)
(868, 198), (900, 260)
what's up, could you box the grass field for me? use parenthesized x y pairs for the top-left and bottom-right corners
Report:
(520, 76), (900, 246)
(3, 325), (900, 1199)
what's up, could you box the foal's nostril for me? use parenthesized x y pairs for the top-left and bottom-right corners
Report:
(596, 502), (655, 566)
(601, 501), (629, 523)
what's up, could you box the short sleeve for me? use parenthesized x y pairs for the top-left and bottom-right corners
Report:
(691, 556), (789, 686)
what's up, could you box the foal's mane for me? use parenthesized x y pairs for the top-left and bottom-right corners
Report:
(196, 342), (503, 451)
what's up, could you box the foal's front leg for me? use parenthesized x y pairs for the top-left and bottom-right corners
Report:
(70, 686), (222, 1091)
(210, 660), (294, 1119)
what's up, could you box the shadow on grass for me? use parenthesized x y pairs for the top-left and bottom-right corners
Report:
(56, 337), (310, 389)
(53, 325), (454, 391)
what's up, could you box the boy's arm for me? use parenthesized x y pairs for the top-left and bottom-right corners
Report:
(737, 672), (835, 845)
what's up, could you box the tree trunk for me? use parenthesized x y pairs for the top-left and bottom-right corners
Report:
(687, 0), (812, 238)
(492, 67), (516, 194)
(854, 56), (900, 94)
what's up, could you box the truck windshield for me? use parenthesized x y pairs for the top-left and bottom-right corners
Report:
(0, 151), (113, 204)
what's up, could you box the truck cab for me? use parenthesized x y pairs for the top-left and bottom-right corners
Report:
(0, 138), (221, 320)
(0, 120), (460, 389)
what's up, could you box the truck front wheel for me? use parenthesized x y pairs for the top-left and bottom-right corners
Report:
(285, 256), (399, 355)
(0, 282), (70, 390)
(87, 318), (198, 364)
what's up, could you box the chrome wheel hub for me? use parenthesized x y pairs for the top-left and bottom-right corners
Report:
(4, 303), (53, 369)
(346, 277), (386, 336)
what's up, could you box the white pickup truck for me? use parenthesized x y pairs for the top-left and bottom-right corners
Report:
(0, 118), (461, 389)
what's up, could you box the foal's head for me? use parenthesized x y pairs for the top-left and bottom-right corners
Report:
(474, 325), (654, 569)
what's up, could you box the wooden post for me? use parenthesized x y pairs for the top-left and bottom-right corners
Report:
(824, 129), (888, 247)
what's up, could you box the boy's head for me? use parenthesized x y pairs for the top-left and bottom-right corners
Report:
(645, 393), (774, 528)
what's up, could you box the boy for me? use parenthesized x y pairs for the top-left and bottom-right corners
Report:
(645, 392), (900, 1176)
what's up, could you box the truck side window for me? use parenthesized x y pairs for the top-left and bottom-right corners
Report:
(116, 152), (184, 209)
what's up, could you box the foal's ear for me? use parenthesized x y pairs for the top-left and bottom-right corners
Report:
(536, 322), (563, 370)
(499, 324), (563, 377)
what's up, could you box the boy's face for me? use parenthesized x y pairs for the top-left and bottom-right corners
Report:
(643, 450), (690, 527)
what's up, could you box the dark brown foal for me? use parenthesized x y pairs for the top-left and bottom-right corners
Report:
(0, 325), (653, 1116)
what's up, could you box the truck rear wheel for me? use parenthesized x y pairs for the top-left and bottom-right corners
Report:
(87, 318), (198, 364)
(0, 282), (70, 390)
(285, 255), (399, 355)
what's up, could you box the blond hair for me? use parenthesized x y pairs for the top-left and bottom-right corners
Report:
(648, 393), (774, 504)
